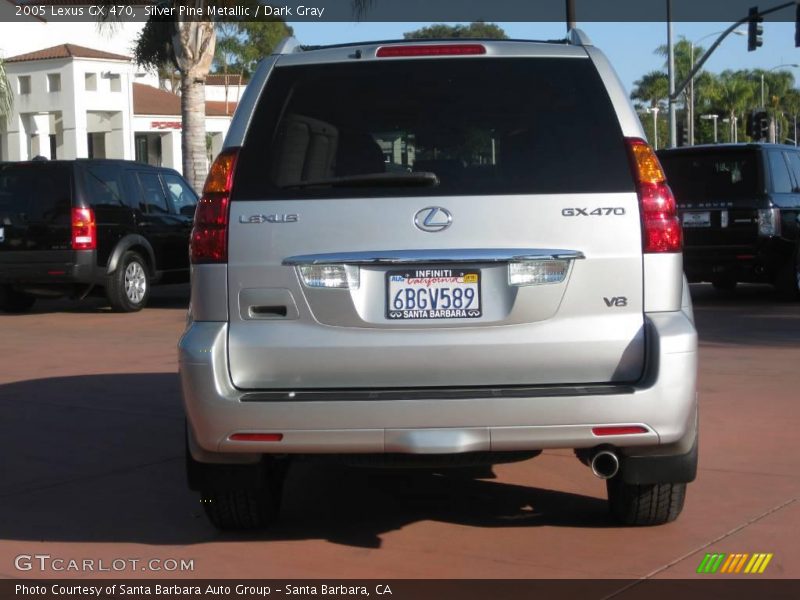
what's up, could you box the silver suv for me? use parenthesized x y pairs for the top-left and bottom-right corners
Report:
(180, 31), (698, 530)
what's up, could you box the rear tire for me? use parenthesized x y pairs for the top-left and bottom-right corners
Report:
(106, 251), (150, 312)
(0, 285), (36, 313)
(776, 247), (800, 300)
(202, 485), (283, 531)
(606, 479), (686, 526)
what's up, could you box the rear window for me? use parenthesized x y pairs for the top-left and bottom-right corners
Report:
(0, 163), (72, 223)
(234, 57), (634, 199)
(659, 150), (762, 206)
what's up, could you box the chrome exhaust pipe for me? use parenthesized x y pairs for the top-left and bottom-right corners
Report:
(590, 450), (620, 479)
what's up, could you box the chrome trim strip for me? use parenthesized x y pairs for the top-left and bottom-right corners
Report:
(283, 249), (585, 266)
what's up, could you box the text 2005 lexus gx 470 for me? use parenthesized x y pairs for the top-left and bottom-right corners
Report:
(179, 32), (699, 530)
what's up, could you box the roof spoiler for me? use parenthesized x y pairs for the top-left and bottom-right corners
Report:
(567, 28), (593, 46)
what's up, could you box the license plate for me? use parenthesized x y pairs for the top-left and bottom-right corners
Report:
(386, 268), (481, 320)
(682, 211), (711, 228)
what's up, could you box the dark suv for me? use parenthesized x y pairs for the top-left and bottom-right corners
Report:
(0, 159), (197, 312)
(658, 144), (800, 296)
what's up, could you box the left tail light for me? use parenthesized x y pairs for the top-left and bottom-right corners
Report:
(71, 207), (96, 250)
(191, 148), (239, 264)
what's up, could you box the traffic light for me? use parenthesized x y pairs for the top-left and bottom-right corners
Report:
(749, 110), (769, 141)
(748, 6), (764, 51)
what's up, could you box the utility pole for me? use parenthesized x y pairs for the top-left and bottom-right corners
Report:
(566, 0), (576, 30)
(667, 0), (677, 147)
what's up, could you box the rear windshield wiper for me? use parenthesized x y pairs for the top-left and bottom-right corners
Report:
(280, 171), (439, 189)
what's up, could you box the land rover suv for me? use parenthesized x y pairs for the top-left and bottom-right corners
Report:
(0, 159), (197, 312)
(180, 32), (699, 530)
(658, 144), (800, 295)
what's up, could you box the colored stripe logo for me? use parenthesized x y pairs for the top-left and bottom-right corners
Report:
(697, 553), (773, 574)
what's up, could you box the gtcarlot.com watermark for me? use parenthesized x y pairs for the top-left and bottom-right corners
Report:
(15, 554), (195, 573)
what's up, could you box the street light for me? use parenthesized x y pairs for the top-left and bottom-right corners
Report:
(689, 29), (745, 146)
(700, 114), (719, 143)
(761, 63), (799, 142)
(646, 106), (661, 149)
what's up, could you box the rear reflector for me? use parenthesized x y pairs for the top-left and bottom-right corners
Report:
(191, 148), (239, 264)
(625, 138), (682, 253)
(71, 207), (96, 250)
(376, 44), (486, 58)
(592, 426), (649, 436)
(229, 433), (284, 442)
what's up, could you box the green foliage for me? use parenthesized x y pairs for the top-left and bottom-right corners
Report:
(630, 71), (669, 109)
(403, 22), (508, 40)
(213, 21), (293, 77)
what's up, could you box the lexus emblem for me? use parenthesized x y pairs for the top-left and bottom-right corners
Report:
(414, 207), (452, 233)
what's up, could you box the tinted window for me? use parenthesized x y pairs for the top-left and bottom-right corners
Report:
(137, 172), (170, 214)
(163, 173), (197, 216)
(659, 150), (760, 205)
(83, 164), (125, 208)
(782, 152), (800, 191)
(0, 163), (72, 223)
(234, 58), (633, 199)
(768, 151), (793, 193)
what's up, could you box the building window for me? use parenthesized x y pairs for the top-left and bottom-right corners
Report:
(47, 73), (61, 92)
(109, 73), (121, 92)
(18, 76), (31, 95)
(85, 73), (97, 91)
(49, 134), (57, 159)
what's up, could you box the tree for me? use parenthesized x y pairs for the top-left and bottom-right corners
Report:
(630, 71), (669, 147)
(0, 57), (12, 127)
(133, 14), (215, 192)
(403, 22), (508, 40)
(707, 70), (756, 142)
(212, 21), (293, 79)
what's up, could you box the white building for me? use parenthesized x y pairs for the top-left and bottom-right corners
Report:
(0, 42), (237, 173)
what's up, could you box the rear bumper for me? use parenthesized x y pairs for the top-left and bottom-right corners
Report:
(0, 250), (98, 288)
(180, 310), (698, 460)
(683, 237), (794, 282)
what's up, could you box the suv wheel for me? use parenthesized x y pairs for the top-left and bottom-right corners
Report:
(107, 251), (150, 312)
(0, 285), (36, 313)
(606, 479), (686, 526)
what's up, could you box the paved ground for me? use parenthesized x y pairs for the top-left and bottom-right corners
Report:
(0, 284), (798, 580)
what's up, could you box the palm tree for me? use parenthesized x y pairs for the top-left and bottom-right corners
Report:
(133, 16), (215, 192)
(0, 57), (12, 128)
(709, 70), (756, 142)
(630, 71), (669, 146)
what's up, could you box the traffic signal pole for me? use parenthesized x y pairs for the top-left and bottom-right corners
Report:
(668, 1), (795, 144)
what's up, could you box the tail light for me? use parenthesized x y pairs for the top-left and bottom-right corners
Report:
(191, 148), (239, 264)
(625, 138), (682, 253)
(71, 207), (96, 250)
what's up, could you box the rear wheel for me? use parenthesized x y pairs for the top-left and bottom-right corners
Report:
(606, 479), (686, 526)
(776, 247), (800, 300)
(106, 251), (150, 312)
(0, 285), (36, 313)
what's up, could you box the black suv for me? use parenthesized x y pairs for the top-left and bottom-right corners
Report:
(0, 159), (197, 312)
(658, 144), (800, 296)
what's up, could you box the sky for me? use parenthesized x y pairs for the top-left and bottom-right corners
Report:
(1, 20), (798, 95)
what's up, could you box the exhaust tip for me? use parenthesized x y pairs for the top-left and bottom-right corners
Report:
(590, 450), (620, 480)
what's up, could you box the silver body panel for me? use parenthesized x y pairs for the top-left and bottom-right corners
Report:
(183, 38), (698, 461)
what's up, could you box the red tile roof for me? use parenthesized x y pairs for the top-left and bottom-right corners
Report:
(206, 74), (248, 86)
(5, 44), (131, 63)
(133, 83), (237, 117)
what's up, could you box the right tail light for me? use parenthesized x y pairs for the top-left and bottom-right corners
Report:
(190, 148), (239, 264)
(625, 138), (682, 253)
